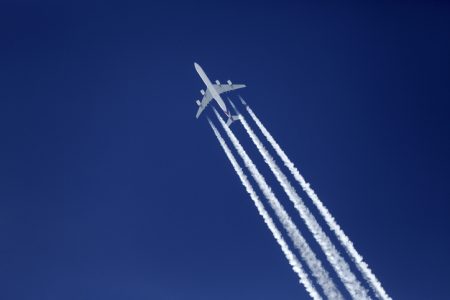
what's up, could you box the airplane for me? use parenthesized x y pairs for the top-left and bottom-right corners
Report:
(194, 62), (246, 126)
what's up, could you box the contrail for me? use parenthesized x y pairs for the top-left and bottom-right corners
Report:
(229, 101), (370, 300)
(207, 118), (322, 300)
(213, 109), (344, 300)
(241, 97), (391, 300)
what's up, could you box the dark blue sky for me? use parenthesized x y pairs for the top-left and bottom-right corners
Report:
(1, 1), (450, 299)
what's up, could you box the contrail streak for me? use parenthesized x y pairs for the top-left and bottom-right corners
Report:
(213, 109), (343, 300)
(207, 119), (322, 300)
(229, 101), (370, 300)
(242, 97), (391, 300)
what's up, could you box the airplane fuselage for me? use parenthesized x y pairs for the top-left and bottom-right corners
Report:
(194, 63), (230, 116)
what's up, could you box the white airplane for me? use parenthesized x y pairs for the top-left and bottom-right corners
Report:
(194, 62), (246, 126)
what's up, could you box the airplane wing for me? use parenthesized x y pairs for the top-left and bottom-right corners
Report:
(214, 84), (246, 94)
(195, 89), (213, 118)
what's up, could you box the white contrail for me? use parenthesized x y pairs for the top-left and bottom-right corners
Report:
(213, 109), (343, 300)
(242, 98), (391, 300)
(229, 101), (370, 300)
(208, 119), (322, 300)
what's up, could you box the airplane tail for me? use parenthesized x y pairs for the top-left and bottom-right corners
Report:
(226, 115), (240, 126)
(225, 97), (241, 126)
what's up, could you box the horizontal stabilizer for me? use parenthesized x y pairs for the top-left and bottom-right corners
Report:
(226, 115), (240, 126)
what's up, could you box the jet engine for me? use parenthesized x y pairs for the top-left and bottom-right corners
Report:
(200, 89), (205, 95)
(195, 100), (201, 106)
(215, 80), (220, 84)
(227, 80), (232, 85)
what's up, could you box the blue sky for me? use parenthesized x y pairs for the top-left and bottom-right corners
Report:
(1, 1), (450, 299)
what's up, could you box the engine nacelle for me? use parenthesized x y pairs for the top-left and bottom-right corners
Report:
(227, 80), (232, 85)
(215, 80), (220, 85)
(195, 100), (201, 106)
(200, 89), (205, 95)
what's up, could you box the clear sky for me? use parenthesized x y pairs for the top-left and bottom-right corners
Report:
(1, 1), (450, 299)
